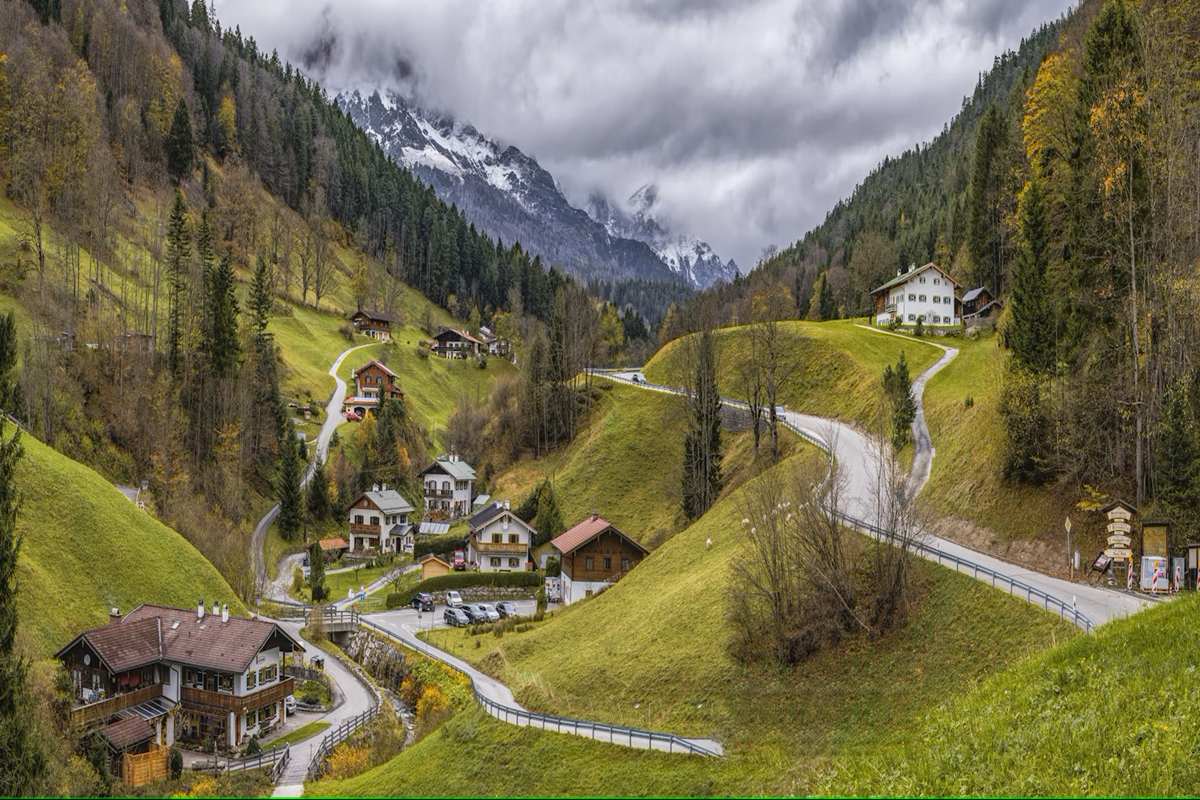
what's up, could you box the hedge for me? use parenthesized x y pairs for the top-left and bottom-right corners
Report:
(386, 571), (544, 607)
(414, 532), (466, 560)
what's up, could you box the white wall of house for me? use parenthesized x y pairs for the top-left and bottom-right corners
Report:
(876, 272), (961, 327)
(560, 574), (611, 605)
(469, 514), (530, 572)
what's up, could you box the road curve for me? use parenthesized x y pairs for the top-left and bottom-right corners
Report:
(599, 331), (1149, 627)
(253, 343), (377, 601)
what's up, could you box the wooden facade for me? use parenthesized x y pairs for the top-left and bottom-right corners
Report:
(351, 310), (393, 340)
(560, 529), (646, 582)
(120, 745), (168, 787)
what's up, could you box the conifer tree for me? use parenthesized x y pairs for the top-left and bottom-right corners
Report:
(883, 353), (917, 449)
(165, 190), (191, 377)
(308, 541), (326, 603)
(1009, 176), (1054, 374)
(0, 311), (19, 413)
(533, 484), (563, 546)
(1158, 382), (1199, 538)
(203, 250), (240, 379)
(307, 459), (331, 522)
(166, 98), (194, 180)
(819, 272), (838, 320)
(0, 422), (44, 796)
(277, 425), (304, 542)
(250, 254), (274, 332)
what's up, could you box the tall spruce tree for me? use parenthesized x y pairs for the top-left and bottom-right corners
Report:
(1158, 381), (1199, 537)
(1008, 176), (1054, 373)
(883, 353), (917, 449)
(0, 423), (44, 796)
(203, 250), (240, 379)
(308, 541), (326, 603)
(819, 271), (838, 320)
(165, 190), (191, 378)
(250, 254), (274, 332)
(682, 327), (723, 519)
(307, 459), (331, 522)
(166, 98), (194, 180)
(0, 311), (18, 412)
(969, 103), (1008, 293)
(533, 484), (564, 546)
(277, 425), (304, 542)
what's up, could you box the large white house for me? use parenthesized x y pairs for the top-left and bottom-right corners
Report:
(467, 500), (536, 572)
(347, 485), (415, 553)
(871, 262), (963, 327)
(419, 455), (476, 518)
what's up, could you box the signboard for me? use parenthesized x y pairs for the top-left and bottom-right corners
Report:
(1091, 553), (1111, 572)
(1106, 521), (1132, 535)
(1107, 507), (1133, 521)
(1142, 522), (1170, 560)
(1106, 548), (1134, 560)
(1107, 535), (1132, 547)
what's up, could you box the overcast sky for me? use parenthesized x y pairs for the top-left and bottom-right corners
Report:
(214, 0), (1073, 270)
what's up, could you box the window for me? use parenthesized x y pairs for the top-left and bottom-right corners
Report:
(918, 294), (926, 302)
(919, 276), (926, 283)
(946, 296), (952, 304)
(508, 534), (519, 544)
(932, 315), (941, 324)
(508, 558), (520, 568)
(218, 674), (233, 693)
(603, 556), (612, 571)
(354, 514), (364, 525)
(622, 558), (630, 571)
(908, 293), (915, 301)
(933, 296), (940, 304)
(492, 533), (502, 543)
(370, 516), (379, 526)
(163, 667), (171, 686)
(585, 556), (594, 570)
(442, 481), (450, 492)
(490, 557), (500, 567)
(245, 711), (255, 729)
(934, 278), (940, 285)
(246, 670), (256, 690)
(907, 314), (915, 322)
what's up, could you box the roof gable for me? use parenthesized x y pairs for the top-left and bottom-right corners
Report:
(123, 604), (303, 673)
(469, 504), (536, 536)
(420, 458), (476, 481)
(551, 515), (649, 556)
(352, 309), (393, 323)
(352, 488), (415, 515)
(434, 327), (484, 345)
(352, 359), (399, 379)
(56, 617), (162, 674)
(870, 262), (960, 296)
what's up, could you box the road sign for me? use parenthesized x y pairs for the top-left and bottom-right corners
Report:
(1065, 516), (1072, 534)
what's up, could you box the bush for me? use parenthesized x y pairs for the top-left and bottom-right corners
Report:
(169, 745), (183, 779)
(415, 686), (452, 742)
(475, 355), (487, 369)
(291, 566), (304, 595)
(244, 736), (261, 757)
(964, 396), (975, 408)
(413, 533), (466, 561)
(338, 323), (356, 342)
(914, 315), (925, 337)
(416, 344), (430, 360)
(536, 585), (547, 613)
(385, 592), (407, 610)
(297, 679), (330, 707)
(391, 570), (544, 606)
(544, 556), (560, 578)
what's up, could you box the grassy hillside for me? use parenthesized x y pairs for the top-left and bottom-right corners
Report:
(13, 431), (245, 657)
(816, 591), (1200, 796)
(644, 320), (942, 430)
(338, 336), (518, 451)
(419, 446), (1075, 793)
(489, 380), (763, 549)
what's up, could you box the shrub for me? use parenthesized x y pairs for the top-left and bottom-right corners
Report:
(325, 743), (370, 780)
(536, 585), (547, 613)
(244, 736), (261, 757)
(291, 566), (304, 594)
(297, 679), (329, 706)
(475, 355), (487, 369)
(385, 592), (406, 610)
(914, 315), (925, 337)
(169, 745), (183, 779)
(544, 556), (561, 577)
(413, 532), (466, 561)
(415, 685), (452, 742)
(338, 323), (356, 342)
(391, 571), (544, 606)
(415, 344), (429, 360)
(964, 396), (975, 408)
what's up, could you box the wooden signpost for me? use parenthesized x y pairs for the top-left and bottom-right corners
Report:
(1099, 500), (1138, 583)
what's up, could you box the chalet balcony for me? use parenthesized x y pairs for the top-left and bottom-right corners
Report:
(471, 539), (529, 555)
(349, 522), (383, 536)
(425, 488), (453, 498)
(71, 683), (164, 727)
(180, 677), (294, 714)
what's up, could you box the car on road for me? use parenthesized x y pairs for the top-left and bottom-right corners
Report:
(444, 590), (464, 607)
(631, 374), (642, 383)
(284, 695), (296, 716)
(476, 603), (501, 622)
(443, 607), (470, 627)
(495, 601), (519, 618)
(345, 410), (362, 421)
(412, 592), (434, 612)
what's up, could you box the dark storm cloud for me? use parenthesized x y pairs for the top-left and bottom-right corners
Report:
(214, 0), (1072, 268)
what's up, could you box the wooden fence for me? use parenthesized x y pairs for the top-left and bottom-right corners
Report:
(120, 745), (168, 787)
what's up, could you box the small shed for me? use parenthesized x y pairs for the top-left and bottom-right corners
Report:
(319, 537), (350, 562)
(419, 553), (452, 580)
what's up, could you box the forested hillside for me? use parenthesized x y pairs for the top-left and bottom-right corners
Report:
(667, 0), (1200, 539)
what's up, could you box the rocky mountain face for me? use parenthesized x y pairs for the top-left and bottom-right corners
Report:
(337, 89), (734, 289)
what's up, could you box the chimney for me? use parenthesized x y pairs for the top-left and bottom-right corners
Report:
(221, 603), (229, 623)
(109, 607), (121, 625)
(212, 600), (219, 616)
(592, 510), (599, 522)
(197, 599), (204, 620)
(504, 498), (510, 510)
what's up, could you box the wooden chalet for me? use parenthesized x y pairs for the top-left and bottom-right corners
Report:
(551, 514), (649, 604)
(350, 309), (394, 341)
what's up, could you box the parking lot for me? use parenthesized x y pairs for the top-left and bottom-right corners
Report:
(367, 598), (540, 639)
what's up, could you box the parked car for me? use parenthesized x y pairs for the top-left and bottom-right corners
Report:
(284, 695), (297, 716)
(495, 601), (519, 618)
(345, 410), (362, 421)
(412, 592), (434, 612)
(443, 607), (470, 627)
(452, 549), (466, 570)
(458, 603), (484, 622)
(444, 590), (464, 607)
(476, 603), (501, 622)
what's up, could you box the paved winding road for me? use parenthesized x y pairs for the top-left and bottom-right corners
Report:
(253, 343), (375, 600)
(602, 327), (1149, 627)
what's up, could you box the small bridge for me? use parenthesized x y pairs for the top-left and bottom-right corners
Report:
(305, 607), (360, 644)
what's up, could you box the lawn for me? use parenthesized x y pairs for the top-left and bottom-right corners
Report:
(919, 330), (1067, 543)
(337, 334), (518, 450)
(643, 319), (943, 431)
(294, 563), (406, 603)
(265, 720), (330, 750)
(13, 430), (244, 657)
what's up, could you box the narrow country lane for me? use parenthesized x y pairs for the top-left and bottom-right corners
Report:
(253, 342), (376, 601)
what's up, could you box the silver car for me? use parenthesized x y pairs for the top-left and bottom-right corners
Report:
(476, 603), (501, 623)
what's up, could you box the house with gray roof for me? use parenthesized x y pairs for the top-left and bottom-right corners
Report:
(419, 455), (476, 518)
(347, 484), (416, 553)
(871, 262), (963, 328)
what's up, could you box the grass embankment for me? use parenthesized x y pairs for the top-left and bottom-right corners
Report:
(266, 721), (330, 750)
(338, 338), (517, 449)
(816, 591), (1200, 796)
(335, 453), (1074, 795)
(14, 433), (245, 657)
(490, 381), (761, 548)
(643, 319), (942, 430)
(920, 331), (1066, 543)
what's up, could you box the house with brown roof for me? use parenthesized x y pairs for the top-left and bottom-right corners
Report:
(350, 308), (394, 341)
(318, 537), (350, 561)
(344, 358), (404, 417)
(56, 602), (304, 752)
(551, 514), (649, 604)
(431, 326), (484, 359)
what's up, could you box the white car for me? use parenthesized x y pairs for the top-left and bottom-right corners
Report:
(284, 695), (296, 716)
(445, 590), (464, 607)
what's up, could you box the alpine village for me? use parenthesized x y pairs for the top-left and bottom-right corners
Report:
(0, 0), (1198, 797)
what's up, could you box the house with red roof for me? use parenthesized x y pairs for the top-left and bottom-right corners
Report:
(344, 358), (404, 417)
(551, 513), (649, 604)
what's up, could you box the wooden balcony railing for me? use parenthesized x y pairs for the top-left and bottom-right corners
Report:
(425, 489), (453, 498)
(180, 677), (294, 714)
(349, 523), (381, 536)
(71, 683), (163, 727)
(471, 539), (529, 555)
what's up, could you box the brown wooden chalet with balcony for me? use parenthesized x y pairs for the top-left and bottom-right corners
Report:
(431, 326), (484, 359)
(350, 308), (394, 340)
(347, 484), (415, 553)
(345, 359), (403, 417)
(552, 514), (649, 604)
(56, 601), (304, 757)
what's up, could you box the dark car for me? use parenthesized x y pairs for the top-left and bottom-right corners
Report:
(495, 601), (519, 618)
(412, 592), (434, 612)
(458, 603), (484, 623)
(443, 607), (470, 627)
